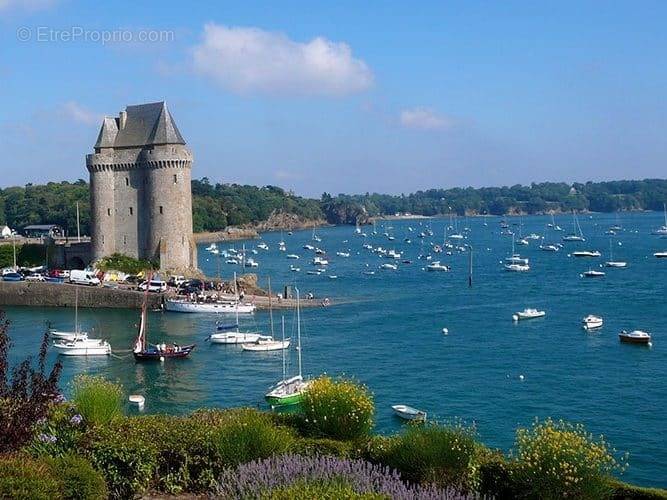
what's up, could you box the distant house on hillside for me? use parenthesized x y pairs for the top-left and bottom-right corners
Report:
(1, 226), (13, 238)
(23, 224), (64, 239)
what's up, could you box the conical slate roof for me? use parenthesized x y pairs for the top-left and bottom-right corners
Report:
(99, 101), (186, 148)
(94, 116), (119, 149)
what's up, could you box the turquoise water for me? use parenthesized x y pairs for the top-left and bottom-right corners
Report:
(5, 212), (667, 487)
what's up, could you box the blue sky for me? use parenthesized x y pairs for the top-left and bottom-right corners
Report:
(1, 1), (666, 196)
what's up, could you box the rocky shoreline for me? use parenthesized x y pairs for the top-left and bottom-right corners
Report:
(194, 213), (328, 243)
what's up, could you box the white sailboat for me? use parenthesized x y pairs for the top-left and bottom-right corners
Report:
(50, 288), (89, 341)
(52, 289), (112, 356)
(562, 211), (586, 242)
(265, 288), (311, 406)
(605, 238), (627, 268)
(651, 204), (667, 235)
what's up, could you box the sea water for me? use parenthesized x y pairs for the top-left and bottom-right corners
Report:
(5, 211), (666, 487)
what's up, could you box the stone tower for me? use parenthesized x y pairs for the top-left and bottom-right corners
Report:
(86, 101), (197, 272)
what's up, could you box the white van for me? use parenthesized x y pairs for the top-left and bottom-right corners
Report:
(139, 279), (167, 293)
(69, 270), (101, 286)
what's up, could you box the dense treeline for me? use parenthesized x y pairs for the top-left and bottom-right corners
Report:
(191, 178), (322, 231)
(0, 178), (666, 234)
(322, 179), (667, 221)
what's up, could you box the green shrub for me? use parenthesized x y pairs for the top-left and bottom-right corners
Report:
(291, 437), (356, 458)
(379, 422), (482, 491)
(302, 376), (374, 440)
(212, 408), (295, 467)
(49, 454), (108, 500)
(609, 480), (667, 499)
(512, 418), (625, 500)
(478, 455), (522, 498)
(86, 424), (157, 498)
(96, 252), (157, 274)
(0, 454), (63, 500)
(72, 375), (123, 426)
(262, 479), (385, 499)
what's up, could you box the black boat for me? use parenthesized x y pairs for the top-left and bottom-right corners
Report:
(132, 274), (195, 361)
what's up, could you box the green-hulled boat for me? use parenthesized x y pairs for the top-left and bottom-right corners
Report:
(265, 288), (310, 407)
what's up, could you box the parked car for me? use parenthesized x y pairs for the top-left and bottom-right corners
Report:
(2, 272), (23, 282)
(25, 273), (46, 282)
(167, 275), (187, 287)
(69, 270), (101, 286)
(139, 279), (167, 293)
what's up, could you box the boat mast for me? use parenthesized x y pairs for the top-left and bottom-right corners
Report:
(268, 277), (274, 338)
(281, 316), (286, 380)
(74, 287), (79, 334)
(296, 287), (302, 378)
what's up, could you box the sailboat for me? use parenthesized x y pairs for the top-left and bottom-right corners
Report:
(449, 215), (464, 239)
(52, 289), (112, 356)
(505, 234), (529, 265)
(547, 212), (563, 231)
(51, 288), (89, 341)
(562, 211), (586, 242)
(605, 238), (627, 268)
(133, 275), (195, 361)
(651, 204), (667, 235)
(540, 224), (560, 252)
(265, 288), (311, 407)
(240, 279), (289, 351)
(311, 228), (322, 243)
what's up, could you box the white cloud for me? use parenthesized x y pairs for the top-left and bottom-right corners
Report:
(399, 107), (452, 130)
(191, 24), (373, 96)
(0, 0), (56, 13)
(61, 101), (101, 125)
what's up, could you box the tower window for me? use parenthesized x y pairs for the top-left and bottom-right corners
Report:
(102, 235), (104, 244)
(107, 208), (111, 216)
(123, 235), (127, 245)
(173, 174), (178, 184)
(159, 206), (163, 214)
(125, 177), (129, 186)
(129, 207), (133, 216)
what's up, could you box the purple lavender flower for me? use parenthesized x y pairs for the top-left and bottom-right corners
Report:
(53, 393), (66, 403)
(38, 433), (57, 444)
(69, 414), (83, 425)
(216, 454), (470, 499)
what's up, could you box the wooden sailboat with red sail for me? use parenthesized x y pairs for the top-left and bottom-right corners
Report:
(132, 274), (195, 361)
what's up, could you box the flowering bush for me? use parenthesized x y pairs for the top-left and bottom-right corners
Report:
(377, 422), (482, 492)
(302, 376), (374, 440)
(512, 418), (626, 499)
(72, 375), (123, 427)
(0, 313), (62, 453)
(29, 404), (86, 458)
(216, 454), (469, 499)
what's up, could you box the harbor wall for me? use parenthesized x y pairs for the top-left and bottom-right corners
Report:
(0, 282), (161, 310)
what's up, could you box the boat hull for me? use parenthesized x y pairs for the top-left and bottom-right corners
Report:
(165, 299), (255, 314)
(619, 335), (651, 344)
(133, 344), (195, 360)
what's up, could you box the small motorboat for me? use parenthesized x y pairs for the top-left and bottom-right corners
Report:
(572, 251), (601, 258)
(312, 257), (329, 266)
(336, 251), (350, 258)
(164, 298), (256, 314)
(426, 261), (450, 272)
(505, 263), (530, 272)
(241, 338), (290, 352)
(362, 271), (375, 275)
(605, 261), (627, 268)
(582, 270), (605, 278)
(654, 251), (667, 258)
(582, 315), (603, 330)
(380, 263), (397, 270)
(618, 330), (651, 345)
(392, 404), (427, 422)
(128, 394), (145, 410)
(539, 244), (559, 252)
(512, 308), (546, 321)
(286, 254), (300, 260)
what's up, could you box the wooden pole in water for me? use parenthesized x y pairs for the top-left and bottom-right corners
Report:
(468, 244), (473, 288)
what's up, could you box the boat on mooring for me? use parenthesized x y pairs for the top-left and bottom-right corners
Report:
(265, 289), (311, 407)
(133, 278), (195, 361)
(53, 337), (111, 356)
(582, 315), (603, 330)
(618, 330), (651, 345)
(392, 404), (427, 422)
(512, 308), (546, 321)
